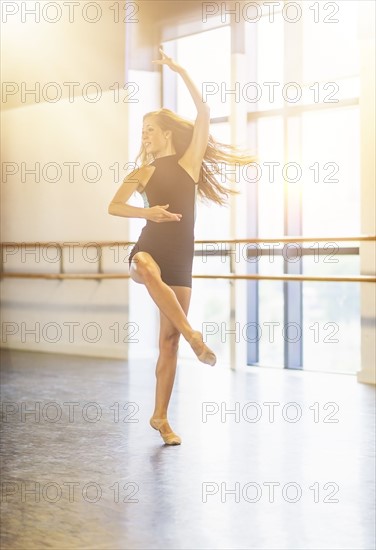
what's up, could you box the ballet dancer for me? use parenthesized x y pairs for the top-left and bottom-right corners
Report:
(108, 47), (255, 445)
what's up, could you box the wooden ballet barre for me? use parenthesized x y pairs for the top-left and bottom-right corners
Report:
(194, 274), (376, 282)
(1, 273), (375, 282)
(195, 236), (376, 244)
(0, 235), (375, 248)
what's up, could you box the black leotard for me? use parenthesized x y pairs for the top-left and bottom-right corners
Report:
(128, 154), (197, 288)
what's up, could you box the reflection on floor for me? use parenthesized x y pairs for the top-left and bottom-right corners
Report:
(1, 349), (375, 550)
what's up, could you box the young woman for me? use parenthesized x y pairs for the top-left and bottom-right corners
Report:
(108, 48), (255, 446)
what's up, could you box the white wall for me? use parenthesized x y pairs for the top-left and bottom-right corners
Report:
(1, 2), (134, 358)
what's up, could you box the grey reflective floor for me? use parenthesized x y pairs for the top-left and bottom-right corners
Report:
(1, 348), (375, 550)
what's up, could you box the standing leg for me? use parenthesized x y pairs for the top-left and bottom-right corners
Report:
(150, 285), (191, 445)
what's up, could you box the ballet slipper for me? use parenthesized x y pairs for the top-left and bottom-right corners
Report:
(189, 330), (217, 366)
(150, 417), (182, 445)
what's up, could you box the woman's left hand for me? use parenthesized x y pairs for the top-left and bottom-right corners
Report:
(152, 47), (183, 73)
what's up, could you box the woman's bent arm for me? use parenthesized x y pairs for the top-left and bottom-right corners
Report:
(108, 202), (150, 219)
(108, 165), (181, 222)
(108, 165), (154, 219)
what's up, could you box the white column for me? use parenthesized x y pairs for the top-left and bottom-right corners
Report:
(229, 47), (248, 370)
(357, 2), (376, 385)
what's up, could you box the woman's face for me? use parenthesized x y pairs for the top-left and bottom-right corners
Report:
(142, 117), (168, 156)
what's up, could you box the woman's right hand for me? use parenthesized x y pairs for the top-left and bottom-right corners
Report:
(152, 47), (184, 74)
(146, 204), (182, 223)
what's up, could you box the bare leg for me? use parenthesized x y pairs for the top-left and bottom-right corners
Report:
(149, 286), (191, 444)
(153, 285), (191, 418)
(129, 251), (216, 366)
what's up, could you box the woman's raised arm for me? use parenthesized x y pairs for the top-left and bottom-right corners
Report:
(152, 48), (210, 182)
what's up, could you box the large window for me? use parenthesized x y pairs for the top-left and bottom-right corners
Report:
(245, 0), (361, 374)
(162, 0), (361, 373)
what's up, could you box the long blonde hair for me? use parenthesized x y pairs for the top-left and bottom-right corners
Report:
(135, 108), (257, 206)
